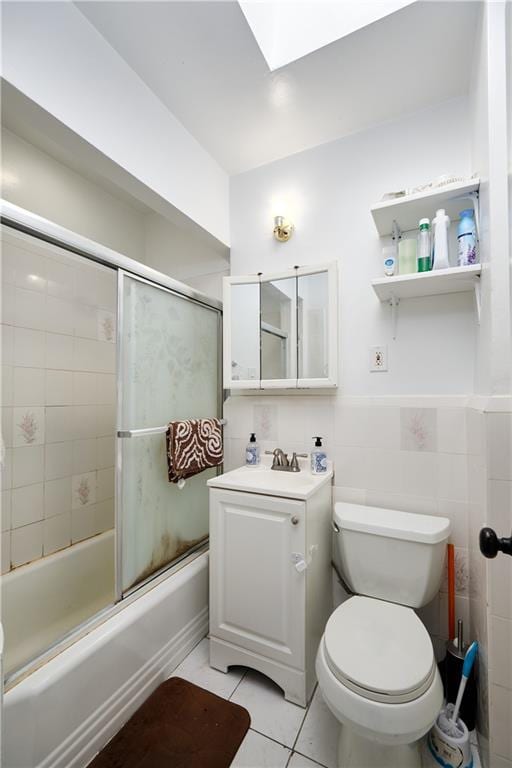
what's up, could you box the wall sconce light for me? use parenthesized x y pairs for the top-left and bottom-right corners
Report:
(273, 215), (294, 242)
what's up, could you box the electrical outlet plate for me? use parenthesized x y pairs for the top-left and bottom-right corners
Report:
(369, 345), (388, 372)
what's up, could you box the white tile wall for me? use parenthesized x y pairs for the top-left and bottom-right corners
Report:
(1, 229), (117, 571)
(223, 394), (511, 754)
(11, 482), (44, 528)
(44, 477), (72, 518)
(13, 367), (45, 406)
(11, 520), (43, 567)
(46, 332), (73, 369)
(45, 442), (73, 481)
(43, 511), (71, 555)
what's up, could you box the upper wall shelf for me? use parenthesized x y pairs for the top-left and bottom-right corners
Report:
(371, 179), (480, 236)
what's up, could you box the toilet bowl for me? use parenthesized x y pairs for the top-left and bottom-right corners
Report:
(316, 596), (443, 766)
(317, 503), (450, 768)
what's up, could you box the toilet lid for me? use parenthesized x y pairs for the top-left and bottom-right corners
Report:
(324, 596), (435, 703)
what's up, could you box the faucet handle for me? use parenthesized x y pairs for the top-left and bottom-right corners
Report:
(290, 452), (300, 472)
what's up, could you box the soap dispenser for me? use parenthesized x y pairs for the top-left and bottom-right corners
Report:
(311, 437), (327, 474)
(246, 433), (260, 467)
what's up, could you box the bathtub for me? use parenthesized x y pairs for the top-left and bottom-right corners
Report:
(2, 531), (116, 677)
(3, 544), (209, 768)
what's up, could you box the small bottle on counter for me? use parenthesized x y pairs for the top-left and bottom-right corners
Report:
(311, 436), (327, 474)
(246, 433), (260, 466)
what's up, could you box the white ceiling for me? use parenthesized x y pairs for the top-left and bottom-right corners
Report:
(77, 1), (479, 175)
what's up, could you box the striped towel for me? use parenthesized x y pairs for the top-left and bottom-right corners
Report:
(166, 418), (223, 484)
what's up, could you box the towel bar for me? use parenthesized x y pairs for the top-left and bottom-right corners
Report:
(117, 418), (227, 438)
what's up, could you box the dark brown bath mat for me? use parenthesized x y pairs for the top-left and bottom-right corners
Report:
(89, 677), (250, 768)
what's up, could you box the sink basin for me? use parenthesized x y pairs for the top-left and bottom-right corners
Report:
(207, 461), (333, 500)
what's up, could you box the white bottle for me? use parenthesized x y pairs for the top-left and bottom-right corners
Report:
(432, 208), (451, 270)
(311, 436), (327, 474)
(246, 433), (260, 466)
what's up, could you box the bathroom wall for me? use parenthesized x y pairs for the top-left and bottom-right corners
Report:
(225, 91), (507, 761)
(142, 212), (229, 301)
(483, 7), (512, 767)
(467, 4), (512, 763)
(469, 2), (512, 399)
(1, 1), (230, 245)
(1, 128), (146, 260)
(230, 96), (475, 396)
(1, 128), (229, 299)
(1, 226), (117, 573)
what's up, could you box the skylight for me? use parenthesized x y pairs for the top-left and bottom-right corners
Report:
(239, 1), (416, 71)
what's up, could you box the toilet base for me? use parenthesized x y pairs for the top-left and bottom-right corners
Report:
(338, 724), (422, 768)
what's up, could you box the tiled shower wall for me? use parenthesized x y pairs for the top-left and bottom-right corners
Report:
(1, 227), (117, 572)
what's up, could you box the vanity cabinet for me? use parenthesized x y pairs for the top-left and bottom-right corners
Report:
(223, 263), (338, 390)
(208, 477), (332, 706)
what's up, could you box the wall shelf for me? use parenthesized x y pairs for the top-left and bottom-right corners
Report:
(371, 265), (481, 302)
(371, 178), (480, 236)
(372, 265), (481, 338)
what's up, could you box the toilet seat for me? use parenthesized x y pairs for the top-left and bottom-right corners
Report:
(324, 596), (436, 704)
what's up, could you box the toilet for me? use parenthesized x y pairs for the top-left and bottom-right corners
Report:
(316, 502), (451, 768)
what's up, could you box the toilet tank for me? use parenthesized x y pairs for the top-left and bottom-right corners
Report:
(333, 503), (450, 608)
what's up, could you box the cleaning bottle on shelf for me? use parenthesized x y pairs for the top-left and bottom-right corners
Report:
(417, 218), (431, 272)
(457, 208), (478, 266)
(432, 208), (451, 270)
(246, 433), (260, 466)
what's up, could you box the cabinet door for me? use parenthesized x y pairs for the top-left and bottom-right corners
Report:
(223, 276), (261, 389)
(210, 489), (306, 670)
(297, 263), (338, 388)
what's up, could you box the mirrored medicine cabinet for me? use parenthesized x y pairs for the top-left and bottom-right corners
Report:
(223, 263), (338, 390)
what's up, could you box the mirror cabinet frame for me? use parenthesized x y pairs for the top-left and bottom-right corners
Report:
(223, 262), (338, 390)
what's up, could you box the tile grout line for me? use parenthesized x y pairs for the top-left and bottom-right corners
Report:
(290, 683), (316, 752)
(248, 726), (294, 753)
(289, 684), (331, 768)
(228, 670), (247, 701)
(245, 686), (317, 767)
(291, 747), (330, 768)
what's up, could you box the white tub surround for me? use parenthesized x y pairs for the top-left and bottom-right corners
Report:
(3, 552), (209, 768)
(2, 531), (115, 678)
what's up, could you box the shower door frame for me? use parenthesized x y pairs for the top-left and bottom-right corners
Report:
(115, 269), (223, 601)
(0, 199), (223, 684)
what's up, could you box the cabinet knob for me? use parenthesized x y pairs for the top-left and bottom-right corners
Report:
(291, 516), (299, 526)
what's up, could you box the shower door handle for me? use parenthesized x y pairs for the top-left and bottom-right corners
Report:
(479, 527), (512, 558)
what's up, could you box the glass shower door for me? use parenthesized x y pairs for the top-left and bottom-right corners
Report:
(117, 272), (221, 595)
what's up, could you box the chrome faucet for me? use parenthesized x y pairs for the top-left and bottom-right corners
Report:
(266, 449), (307, 472)
(272, 448), (289, 469)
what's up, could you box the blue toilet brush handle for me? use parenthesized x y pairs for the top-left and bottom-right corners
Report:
(450, 641), (478, 726)
(462, 641), (478, 678)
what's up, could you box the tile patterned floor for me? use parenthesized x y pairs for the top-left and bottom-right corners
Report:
(170, 637), (482, 768)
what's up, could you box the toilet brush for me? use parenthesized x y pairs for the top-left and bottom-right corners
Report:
(428, 641), (478, 768)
